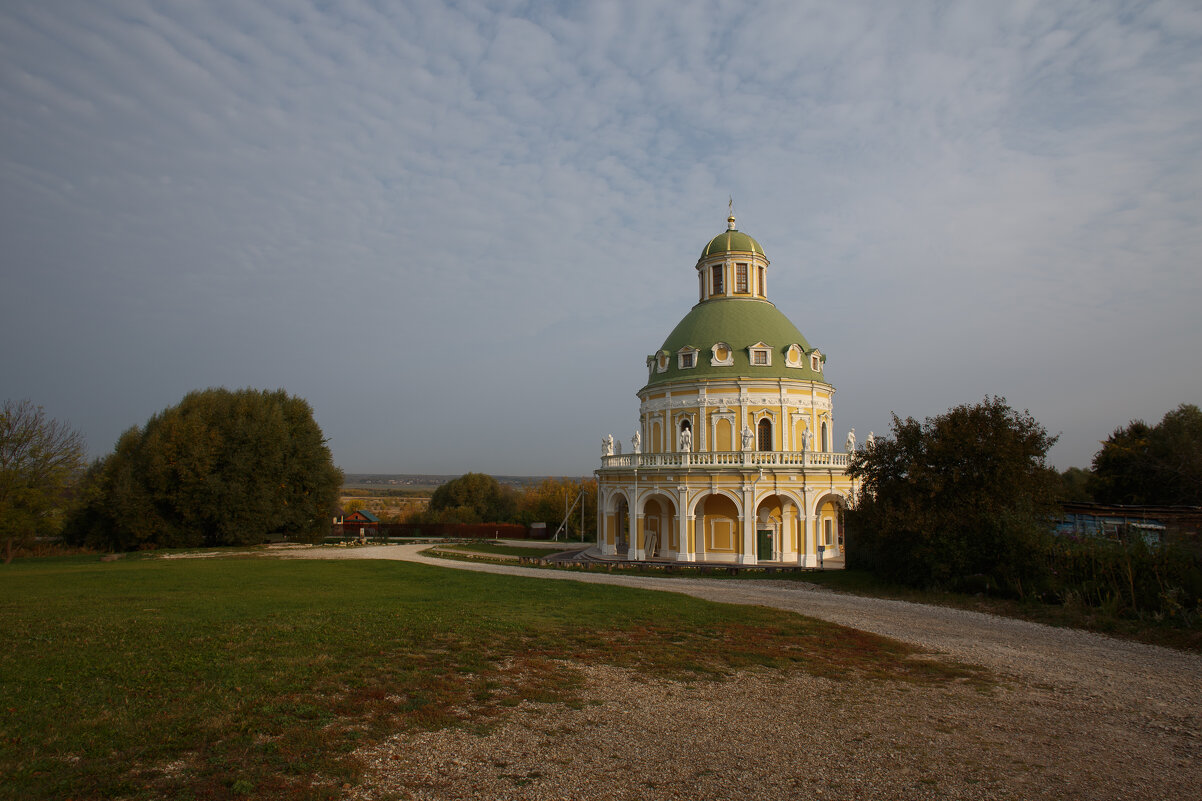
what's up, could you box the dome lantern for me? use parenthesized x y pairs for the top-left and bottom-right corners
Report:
(696, 215), (769, 302)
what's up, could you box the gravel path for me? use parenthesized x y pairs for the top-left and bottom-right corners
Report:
(271, 544), (1201, 799)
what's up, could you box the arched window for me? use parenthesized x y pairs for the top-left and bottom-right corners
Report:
(757, 418), (772, 451)
(820, 421), (828, 452)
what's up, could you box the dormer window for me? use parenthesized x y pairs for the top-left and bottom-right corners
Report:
(656, 350), (670, 373)
(711, 342), (733, 366)
(748, 342), (772, 366)
(677, 346), (699, 369)
(785, 344), (803, 368)
(810, 350), (823, 373)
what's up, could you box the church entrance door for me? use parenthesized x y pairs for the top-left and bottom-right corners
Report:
(756, 529), (773, 561)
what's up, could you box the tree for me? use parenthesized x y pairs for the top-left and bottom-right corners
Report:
(64, 388), (342, 550)
(1089, 404), (1202, 506)
(846, 397), (1059, 594)
(1057, 467), (1094, 502)
(1, 400), (87, 561)
(426, 473), (516, 524)
(514, 477), (597, 540)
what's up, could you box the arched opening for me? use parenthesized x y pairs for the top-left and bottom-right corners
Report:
(615, 496), (629, 553)
(697, 493), (740, 561)
(757, 418), (772, 451)
(640, 494), (678, 558)
(821, 421), (828, 452)
(754, 495), (785, 562)
(812, 493), (847, 560)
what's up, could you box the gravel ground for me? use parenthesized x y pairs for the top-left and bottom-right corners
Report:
(270, 544), (1201, 800)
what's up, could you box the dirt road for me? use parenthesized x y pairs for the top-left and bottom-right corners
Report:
(272, 543), (1201, 800)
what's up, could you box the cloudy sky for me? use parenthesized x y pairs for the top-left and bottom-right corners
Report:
(2, 1), (1199, 476)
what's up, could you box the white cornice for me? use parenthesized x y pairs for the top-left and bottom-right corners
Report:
(640, 390), (830, 414)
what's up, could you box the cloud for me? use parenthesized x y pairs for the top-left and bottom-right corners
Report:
(1, 0), (1199, 473)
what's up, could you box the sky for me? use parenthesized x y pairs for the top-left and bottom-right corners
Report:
(2, 0), (1200, 477)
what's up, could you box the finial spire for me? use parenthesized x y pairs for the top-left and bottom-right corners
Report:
(727, 196), (736, 230)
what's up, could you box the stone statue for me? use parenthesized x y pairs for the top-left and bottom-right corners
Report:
(845, 428), (856, 453)
(631, 430), (641, 454)
(801, 428), (811, 452)
(614, 439), (622, 455)
(678, 426), (692, 453)
(865, 431), (876, 450)
(741, 425), (754, 451)
(602, 434), (613, 457)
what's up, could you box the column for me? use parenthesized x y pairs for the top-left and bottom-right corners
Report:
(678, 515), (694, 561)
(800, 490), (816, 567)
(598, 492), (610, 555)
(739, 486), (756, 564)
(781, 503), (795, 561)
(627, 511), (641, 561)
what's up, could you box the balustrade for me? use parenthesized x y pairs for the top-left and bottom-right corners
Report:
(599, 450), (851, 470)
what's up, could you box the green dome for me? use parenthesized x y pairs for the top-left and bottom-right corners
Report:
(643, 298), (826, 389)
(700, 227), (765, 259)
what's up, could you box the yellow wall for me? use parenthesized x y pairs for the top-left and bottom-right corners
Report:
(701, 494), (739, 553)
(716, 418), (732, 450)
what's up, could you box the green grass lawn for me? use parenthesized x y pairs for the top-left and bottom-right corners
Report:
(0, 555), (984, 800)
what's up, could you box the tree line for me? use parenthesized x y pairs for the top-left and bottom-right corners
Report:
(847, 399), (1201, 621)
(407, 472), (598, 540)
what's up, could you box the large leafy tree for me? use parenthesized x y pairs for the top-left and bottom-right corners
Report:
(1089, 404), (1202, 506)
(426, 472), (516, 524)
(65, 388), (342, 550)
(1, 400), (87, 561)
(846, 397), (1059, 593)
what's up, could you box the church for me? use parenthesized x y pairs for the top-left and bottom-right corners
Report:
(596, 212), (859, 566)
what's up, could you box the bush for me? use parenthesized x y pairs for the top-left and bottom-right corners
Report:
(1040, 532), (1202, 623)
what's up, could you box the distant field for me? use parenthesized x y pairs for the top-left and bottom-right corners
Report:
(0, 554), (979, 801)
(341, 473), (571, 492)
(338, 491), (430, 522)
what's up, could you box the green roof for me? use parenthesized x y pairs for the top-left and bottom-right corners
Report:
(700, 228), (764, 259)
(642, 298), (827, 389)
